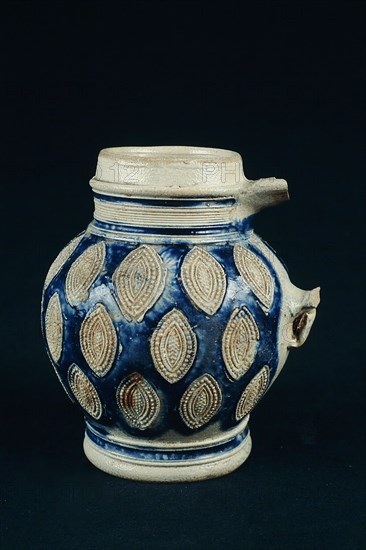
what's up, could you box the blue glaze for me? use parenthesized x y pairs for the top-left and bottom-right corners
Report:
(86, 423), (250, 462)
(90, 219), (240, 236)
(93, 192), (236, 208)
(41, 215), (282, 441)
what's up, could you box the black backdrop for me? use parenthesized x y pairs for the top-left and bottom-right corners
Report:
(1, 2), (365, 549)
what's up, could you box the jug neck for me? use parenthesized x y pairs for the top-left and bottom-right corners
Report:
(88, 192), (253, 244)
(87, 146), (288, 244)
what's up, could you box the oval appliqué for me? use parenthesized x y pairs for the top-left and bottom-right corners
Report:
(44, 233), (84, 289)
(235, 366), (270, 421)
(222, 306), (260, 381)
(117, 372), (161, 430)
(234, 244), (274, 309)
(179, 374), (222, 429)
(80, 303), (118, 377)
(65, 242), (105, 306)
(180, 247), (227, 316)
(45, 292), (63, 363)
(113, 245), (166, 322)
(151, 308), (197, 384)
(68, 364), (103, 419)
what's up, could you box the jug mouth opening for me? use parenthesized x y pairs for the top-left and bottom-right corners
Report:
(90, 145), (246, 199)
(98, 145), (241, 164)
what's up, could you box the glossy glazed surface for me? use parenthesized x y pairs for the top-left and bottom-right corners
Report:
(41, 147), (320, 480)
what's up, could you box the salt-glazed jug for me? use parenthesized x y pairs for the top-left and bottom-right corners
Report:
(41, 146), (320, 482)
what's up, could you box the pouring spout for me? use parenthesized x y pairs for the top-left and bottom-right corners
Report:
(238, 177), (289, 218)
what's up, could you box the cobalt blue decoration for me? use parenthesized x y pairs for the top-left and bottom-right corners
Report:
(41, 146), (320, 481)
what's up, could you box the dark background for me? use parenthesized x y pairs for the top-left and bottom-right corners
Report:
(1, 1), (365, 549)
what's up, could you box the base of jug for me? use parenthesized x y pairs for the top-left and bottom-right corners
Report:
(83, 426), (252, 482)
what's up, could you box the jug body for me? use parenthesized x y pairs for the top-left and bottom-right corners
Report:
(41, 147), (320, 481)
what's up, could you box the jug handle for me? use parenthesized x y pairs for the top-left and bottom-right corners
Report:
(287, 287), (320, 348)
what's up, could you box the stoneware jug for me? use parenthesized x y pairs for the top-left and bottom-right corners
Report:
(41, 146), (320, 482)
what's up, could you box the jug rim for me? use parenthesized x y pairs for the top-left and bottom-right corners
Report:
(90, 145), (247, 199)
